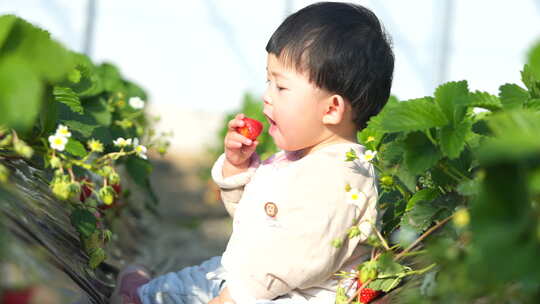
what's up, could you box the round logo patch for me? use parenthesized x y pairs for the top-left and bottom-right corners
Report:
(264, 202), (278, 218)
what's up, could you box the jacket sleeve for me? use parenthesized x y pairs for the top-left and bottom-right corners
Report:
(225, 152), (378, 302)
(211, 153), (261, 217)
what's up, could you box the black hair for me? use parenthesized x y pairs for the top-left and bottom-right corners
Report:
(266, 2), (394, 130)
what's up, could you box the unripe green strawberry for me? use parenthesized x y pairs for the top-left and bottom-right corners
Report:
(50, 156), (62, 169)
(68, 182), (81, 197)
(99, 186), (115, 205)
(51, 181), (70, 201)
(0, 164), (9, 183)
(236, 117), (263, 140)
(0, 134), (12, 147)
(359, 261), (378, 282)
(380, 175), (394, 187)
(13, 140), (33, 159)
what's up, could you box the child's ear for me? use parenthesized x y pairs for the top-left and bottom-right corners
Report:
(322, 94), (347, 125)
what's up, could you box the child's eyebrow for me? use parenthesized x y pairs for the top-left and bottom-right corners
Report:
(266, 68), (289, 80)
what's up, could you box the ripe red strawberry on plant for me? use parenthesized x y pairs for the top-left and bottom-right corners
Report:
(79, 177), (93, 202)
(1, 287), (33, 304)
(357, 279), (382, 304)
(359, 287), (381, 304)
(236, 117), (263, 140)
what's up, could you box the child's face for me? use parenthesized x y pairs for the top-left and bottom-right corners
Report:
(263, 53), (332, 153)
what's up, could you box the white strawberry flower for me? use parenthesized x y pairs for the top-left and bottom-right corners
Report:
(346, 188), (367, 207)
(55, 124), (71, 138)
(361, 150), (377, 162)
(113, 137), (132, 148)
(132, 138), (148, 159)
(48, 134), (68, 151)
(129, 96), (145, 109)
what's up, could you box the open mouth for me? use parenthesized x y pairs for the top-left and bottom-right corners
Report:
(264, 114), (276, 126)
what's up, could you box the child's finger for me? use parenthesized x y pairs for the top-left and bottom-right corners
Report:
(227, 117), (245, 131)
(224, 138), (242, 149)
(228, 132), (252, 146)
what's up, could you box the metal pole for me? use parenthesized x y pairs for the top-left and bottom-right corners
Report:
(437, 0), (454, 85)
(83, 0), (97, 57)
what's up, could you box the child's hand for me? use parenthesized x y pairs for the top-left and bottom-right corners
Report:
(223, 113), (259, 177)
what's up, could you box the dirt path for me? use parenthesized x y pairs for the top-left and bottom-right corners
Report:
(130, 152), (232, 276)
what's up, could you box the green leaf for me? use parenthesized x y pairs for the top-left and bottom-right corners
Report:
(70, 208), (97, 239)
(39, 89), (58, 136)
(406, 189), (439, 212)
(521, 65), (540, 98)
(379, 98), (448, 133)
(479, 110), (540, 164)
(396, 169), (417, 193)
(526, 40), (540, 80)
(62, 120), (97, 138)
(529, 168), (540, 195)
(439, 120), (472, 159)
(0, 56), (42, 133)
(379, 135), (405, 166)
(499, 84), (529, 109)
(366, 253), (407, 292)
(526, 98), (540, 111)
(65, 138), (87, 157)
(469, 91), (502, 111)
(0, 15), (17, 48)
(53, 86), (83, 114)
(2, 17), (74, 82)
(97, 63), (124, 92)
(434, 80), (470, 124)
(88, 247), (106, 269)
(400, 200), (438, 233)
(85, 97), (112, 126)
(404, 132), (442, 176)
(69, 54), (104, 97)
(457, 178), (481, 196)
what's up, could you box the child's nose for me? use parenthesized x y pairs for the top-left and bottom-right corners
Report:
(263, 94), (272, 106)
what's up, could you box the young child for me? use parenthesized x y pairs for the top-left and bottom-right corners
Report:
(111, 2), (393, 303)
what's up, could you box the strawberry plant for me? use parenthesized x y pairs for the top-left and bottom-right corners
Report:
(0, 15), (170, 269)
(334, 39), (540, 303)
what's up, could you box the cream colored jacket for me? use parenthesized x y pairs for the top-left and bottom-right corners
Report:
(211, 143), (379, 303)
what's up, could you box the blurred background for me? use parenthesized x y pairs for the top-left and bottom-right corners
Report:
(1, 0), (539, 156)
(1, 2), (540, 302)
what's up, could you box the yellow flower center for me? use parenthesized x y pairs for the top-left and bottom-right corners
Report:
(351, 194), (358, 200)
(53, 138), (64, 145)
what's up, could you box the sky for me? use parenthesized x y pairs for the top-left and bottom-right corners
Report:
(1, 0), (540, 153)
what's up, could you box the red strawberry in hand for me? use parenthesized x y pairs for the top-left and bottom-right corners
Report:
(236, 117), (263, 140)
